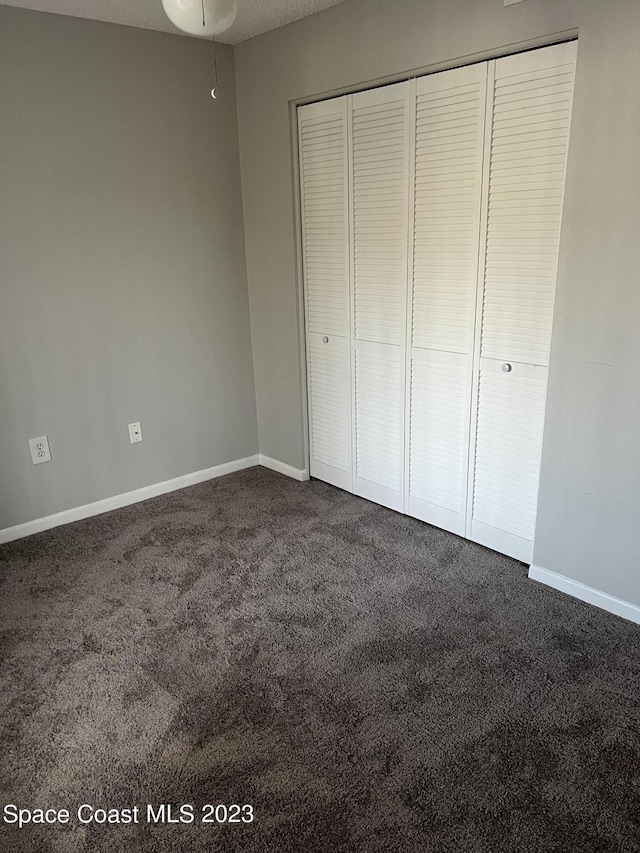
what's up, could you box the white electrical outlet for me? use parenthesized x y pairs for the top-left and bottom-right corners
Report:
(504, 0), (526, 6)
(29, 435), (52, 465)
(128, 422), (143, 444)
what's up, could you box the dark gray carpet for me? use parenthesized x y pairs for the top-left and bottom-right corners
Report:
(0, 467), (639, 853)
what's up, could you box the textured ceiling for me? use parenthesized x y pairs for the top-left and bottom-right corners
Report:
(0, 0), (349, 44)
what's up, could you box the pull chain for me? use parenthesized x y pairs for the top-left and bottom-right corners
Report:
(211, 35), (221, 99)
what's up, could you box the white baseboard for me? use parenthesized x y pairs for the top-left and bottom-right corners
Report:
(529, 565), (640, 626)
(0, 455), (260, 545)
(258, 454), (309, 482)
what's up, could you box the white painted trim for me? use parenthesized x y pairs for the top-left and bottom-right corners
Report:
(529, 565), (640, 626)
(258, 455), (309, 482)
(0, 455), (260, 545)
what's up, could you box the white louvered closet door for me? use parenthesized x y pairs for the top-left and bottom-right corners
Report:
(469, 42), (577, 562)
(407, 64), (487, 536)
(298, 97), (353, 491)
(351, 82), (411, 512)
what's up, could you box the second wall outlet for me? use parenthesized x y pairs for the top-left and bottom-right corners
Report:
(29, 435), (52, 465)
(128, 422), (143, 444)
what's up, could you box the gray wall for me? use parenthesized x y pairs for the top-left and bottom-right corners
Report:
(235, 0), (640, 605)
(0, 6), (258, 529)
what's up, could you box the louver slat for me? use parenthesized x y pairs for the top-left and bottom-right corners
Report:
(300, 109), (348, 337)
(412, 65), (486, 356)
(472, 366), (548, 541)
(410, 355), (469, 516)
(308, 335), (351, 472)
(355, 342), (404, 496)
(353, 85), (408, 347)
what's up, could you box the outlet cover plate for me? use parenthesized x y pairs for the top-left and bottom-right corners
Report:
(504, 0), (526, 5)
(29, 435), (52, 465)
(129, 422), (143, 444)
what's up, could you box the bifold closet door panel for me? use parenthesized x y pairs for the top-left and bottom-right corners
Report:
(470, 41), (577, 562)
(299, 97), (353, 491)
(352, 81), (410, 512)
(407, 63), (487, 535)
